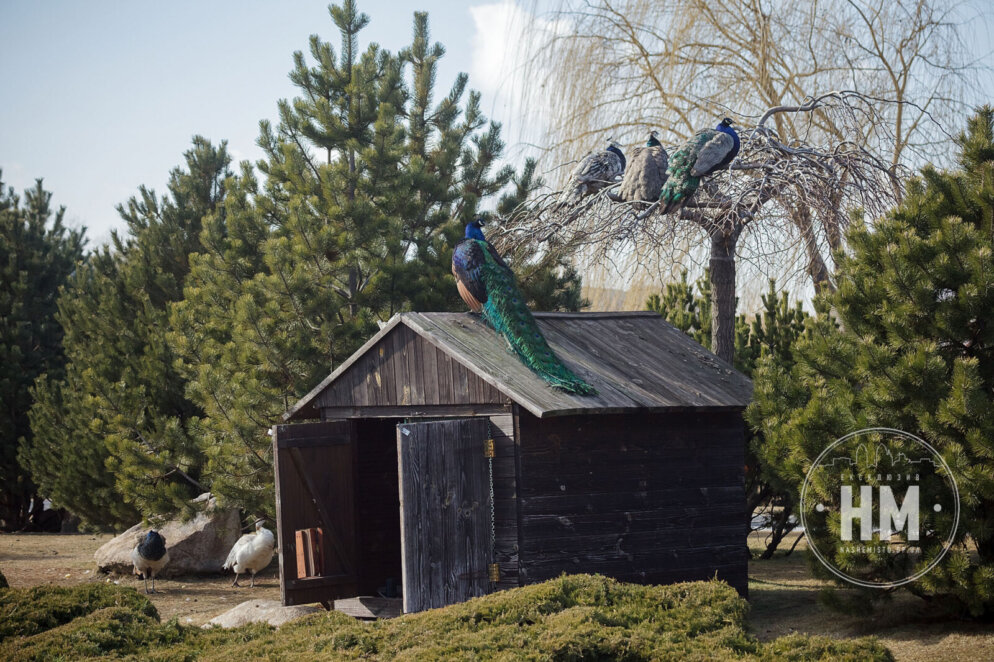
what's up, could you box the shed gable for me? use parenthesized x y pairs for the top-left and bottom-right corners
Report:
(312, 323), (509, 417)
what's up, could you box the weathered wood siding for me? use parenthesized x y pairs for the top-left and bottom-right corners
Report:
(398, 418), (492, 613)
(515, 411), (747, 595)
(273, 421), (359, 606)
(315, 324), (510, 414)
(490, 413), (520, 591)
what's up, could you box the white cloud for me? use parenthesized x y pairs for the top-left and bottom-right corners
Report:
(468, 1), (568, 148)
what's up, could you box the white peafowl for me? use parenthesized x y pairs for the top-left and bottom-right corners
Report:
(131, 530), (169, 594)
(224, 519), (276, 587)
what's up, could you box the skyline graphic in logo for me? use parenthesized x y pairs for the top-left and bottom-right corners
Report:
(800, 428), (960, 588)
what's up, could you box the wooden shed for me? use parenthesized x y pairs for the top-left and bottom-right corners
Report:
(274, 311), (752, 613)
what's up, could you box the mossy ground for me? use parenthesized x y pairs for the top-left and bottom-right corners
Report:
(0, 575), (891, 661)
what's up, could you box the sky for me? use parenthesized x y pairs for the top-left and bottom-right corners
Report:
(2, 1), (992, 252)
(0, 1), (534, 246)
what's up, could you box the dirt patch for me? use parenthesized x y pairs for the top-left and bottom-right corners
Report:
(747, 532), (994, 662)
(0, 533), (281, 626)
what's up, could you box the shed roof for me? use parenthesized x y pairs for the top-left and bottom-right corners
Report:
(286, 311), (752, 420)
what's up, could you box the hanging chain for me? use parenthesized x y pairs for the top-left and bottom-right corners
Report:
(487, 418), (497, 584)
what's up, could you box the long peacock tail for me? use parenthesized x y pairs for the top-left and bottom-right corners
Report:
(660, 128), (722, 214)
(478, 252), (597, 395)
(659, 141), (702, 214)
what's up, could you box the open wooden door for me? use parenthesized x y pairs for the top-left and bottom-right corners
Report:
(273, 421), (358, 607)
(397, 417), (493, 613)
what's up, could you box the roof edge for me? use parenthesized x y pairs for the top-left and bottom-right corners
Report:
(531, 311), (661, 319)
(283, 315), (405, 421)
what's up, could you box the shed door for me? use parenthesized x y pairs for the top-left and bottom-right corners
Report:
(273, 421), (358, 607)
(397, 418), (493, 613)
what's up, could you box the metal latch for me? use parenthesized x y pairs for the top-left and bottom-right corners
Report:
(484, 438), (496, 458)
(488, 563), (501, 582)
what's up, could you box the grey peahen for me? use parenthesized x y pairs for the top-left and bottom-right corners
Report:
(617, 130), (669, 206)
(557, 140), (626, 207)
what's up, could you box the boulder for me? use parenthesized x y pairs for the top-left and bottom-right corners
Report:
(204, 599), (322, 628)
(94, 493), (242, 577)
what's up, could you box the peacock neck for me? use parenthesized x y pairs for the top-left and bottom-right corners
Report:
(717, 124), (739, 149)
(607, 144), (626, 170)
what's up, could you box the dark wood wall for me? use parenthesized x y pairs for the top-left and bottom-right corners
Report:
(490, 413), (520, 591)
(515, 410), (747, 595)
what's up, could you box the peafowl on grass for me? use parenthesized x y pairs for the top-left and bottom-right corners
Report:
(131, 530), (169, 594)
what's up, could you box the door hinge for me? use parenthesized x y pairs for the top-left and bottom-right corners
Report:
(488, 563), (501, 583)
(484, 438), (496, 458)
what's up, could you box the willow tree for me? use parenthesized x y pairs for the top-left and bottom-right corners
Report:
(504, 0), (980, 360)
(502, 93), (900, 361)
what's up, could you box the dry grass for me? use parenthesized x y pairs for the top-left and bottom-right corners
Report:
(0, 533), (279, 626)
(747, 532), (994, 662)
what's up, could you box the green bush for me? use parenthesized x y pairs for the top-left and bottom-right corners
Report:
(0, 584), (157, 642)
(0, 607), (174, 662)
(749, 108), (994, 616)
(0, 575), (893, 661)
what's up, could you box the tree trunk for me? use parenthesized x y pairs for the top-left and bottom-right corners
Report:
(789, 203), (835, 292)
(709, 228), (740, 364)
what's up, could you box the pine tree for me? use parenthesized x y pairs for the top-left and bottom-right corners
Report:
(0, 174), (85, 530)
(171, 2), (538, 517)
(649, 272), (809, 556)
(646, 271), (714, 350)
(750, 108), (994, 615)
(24, 139), (229, 527)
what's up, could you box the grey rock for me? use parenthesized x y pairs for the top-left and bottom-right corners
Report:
(204, 599), (322, 628)
(94, 493), (241, 577)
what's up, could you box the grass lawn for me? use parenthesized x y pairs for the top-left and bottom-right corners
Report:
(747, 532), (994, 662)
(1, 532), (992, 660)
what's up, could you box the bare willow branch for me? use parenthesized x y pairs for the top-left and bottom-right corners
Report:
(495, 93), (901, 289)
(511, 0), (982, 299)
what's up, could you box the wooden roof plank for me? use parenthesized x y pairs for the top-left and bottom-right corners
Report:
(286, 311), (752, 421)
(405, 313), (556, 417)
(538, 322), (687, 408)
(556, 318), (721, 407)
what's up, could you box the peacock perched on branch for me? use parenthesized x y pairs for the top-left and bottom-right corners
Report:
(451, 219), (597, 395)
(617, 130), (669, 206)
(557, 140), (626, 207)
(659, 118), (740, 215)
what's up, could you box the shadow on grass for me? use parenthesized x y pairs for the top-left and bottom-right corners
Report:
(746, 534), (994, 662)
